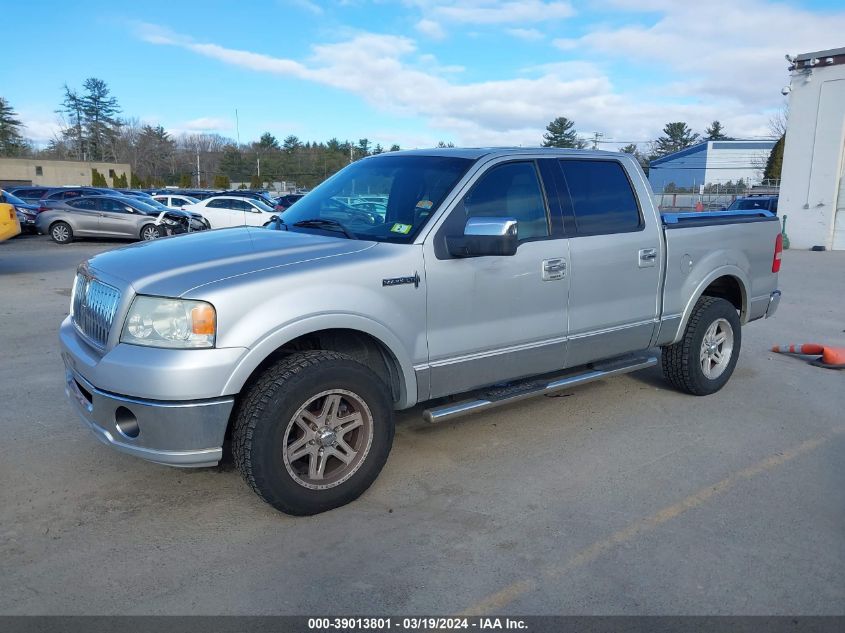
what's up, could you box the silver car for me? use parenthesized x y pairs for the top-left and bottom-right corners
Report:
(35, 195), (164, 244)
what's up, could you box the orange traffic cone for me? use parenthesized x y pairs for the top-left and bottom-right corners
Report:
(771, 343), (845, 369)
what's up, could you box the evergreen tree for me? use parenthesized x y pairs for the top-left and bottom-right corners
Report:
(113, 172), (128, 188)
(258, 132), (280, 151)
(91, 168), (109, 187)
(179, 173), (192, 188)
(219, 145), (247, 181)
(249, 174), (263, 189)
(653, 122), (700, 158)
(436, 140), (455, 148)
(542, 117), (586, 148)
(283, 135), (302, 153)
(58, 85), (85, 159)
(213, 174), (230, 189)
(704, 120), (731, 141)
(357, 138), (371, 156)
(0, 97), (26, 156)
(80, 78), (121, 162)
(619, 143), (649, 174)
(763, 135), (785, 182)
(389, 144), (401, 152)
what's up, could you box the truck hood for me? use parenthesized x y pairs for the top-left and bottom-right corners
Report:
(87, 226), (376, 298)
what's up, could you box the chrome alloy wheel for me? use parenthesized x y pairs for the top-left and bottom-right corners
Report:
(282, 389), (374, 490)
(52, 224), (70, 242)
(700, 318), (734, 380)
(141, 225), (160, 241)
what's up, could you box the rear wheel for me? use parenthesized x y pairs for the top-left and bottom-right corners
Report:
(661, 296), (741, 395)
(50, 221), (73, 244)
(232, 350), (394, 515)
(140, 224), (160, 241)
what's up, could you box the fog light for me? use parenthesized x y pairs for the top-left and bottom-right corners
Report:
(115, 406), (140, 439)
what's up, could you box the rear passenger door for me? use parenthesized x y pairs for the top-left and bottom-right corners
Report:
(554, 158), (661, 366)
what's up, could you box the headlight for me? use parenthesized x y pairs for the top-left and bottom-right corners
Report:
(120, 296), (216, 349)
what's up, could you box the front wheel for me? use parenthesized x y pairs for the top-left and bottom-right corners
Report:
(140, 224), (161, 241)
(232, 350), (394, 515)
(50, 221), (73, 244)
(661, 296), (741, 396)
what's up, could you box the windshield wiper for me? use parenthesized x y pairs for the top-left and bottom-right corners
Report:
(292, 218), (358, 240)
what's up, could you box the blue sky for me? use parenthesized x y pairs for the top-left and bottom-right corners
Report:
(3, 0), (845, 150)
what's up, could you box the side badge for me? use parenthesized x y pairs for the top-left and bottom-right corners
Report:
(382, 272), (420, 289)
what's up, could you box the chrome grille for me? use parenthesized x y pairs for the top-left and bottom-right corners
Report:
(71, 274), (121, 348)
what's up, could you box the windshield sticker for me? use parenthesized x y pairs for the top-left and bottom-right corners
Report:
(415, 199), (433, 210)
(390, 223), (412, 234)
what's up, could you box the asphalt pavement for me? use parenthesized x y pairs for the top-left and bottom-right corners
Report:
(1, 233), (843, 615)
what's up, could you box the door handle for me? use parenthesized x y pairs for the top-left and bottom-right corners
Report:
(638, 248), (657, 268)
(542, 258), (566, 281)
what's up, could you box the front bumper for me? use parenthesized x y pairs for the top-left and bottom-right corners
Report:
(65, 366), (234, 467)
(765, 289), (782, 318)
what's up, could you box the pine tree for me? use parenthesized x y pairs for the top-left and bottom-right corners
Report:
(704, 121), (731, 141)
(389, 144), (401, 152)
(58, 85), (86, 160)
(653, 122), (700, 158)
(283, 135), (302, 153)
(763, 135), (785, 182)
(80, 78), (121, 162)
(249, 174), (263, 189)
(179, 173), (192, 188)
(213, 174), (230, 189)
(258, 132), (280, 151)
(0, 97), (26, 156)
(542, 117), (586, 148)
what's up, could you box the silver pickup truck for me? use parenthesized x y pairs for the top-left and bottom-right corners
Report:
(60, 148), (783, 515)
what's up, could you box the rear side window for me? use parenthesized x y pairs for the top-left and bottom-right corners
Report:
(559, 160), (641, 235)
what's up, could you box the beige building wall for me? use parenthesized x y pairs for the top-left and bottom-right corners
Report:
(0, 158), (132, 188)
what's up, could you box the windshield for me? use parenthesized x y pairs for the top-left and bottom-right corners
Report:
(251, 199), (275, 213)
(2, 190), (27, 206)
(280, 154), (472, 242)
(728, 199), (769, 210)
(128, 199), (164, 214)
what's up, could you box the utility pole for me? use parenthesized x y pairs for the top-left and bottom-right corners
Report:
(235, 108), (241, 146)
(591, 132), (604, 149)
(196, 146), (201, 188)
(257, 157), (261, 178)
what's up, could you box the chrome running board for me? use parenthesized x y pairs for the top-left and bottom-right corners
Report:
(423, 354), (658, 424)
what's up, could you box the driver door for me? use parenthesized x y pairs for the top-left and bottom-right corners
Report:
(422, 159), (570, 399)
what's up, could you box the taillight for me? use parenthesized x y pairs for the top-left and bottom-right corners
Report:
(9, 209), (14, 220)
(772, 233), (783, 273)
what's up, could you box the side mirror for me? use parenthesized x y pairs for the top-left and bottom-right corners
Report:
(446, 217), (518, 258)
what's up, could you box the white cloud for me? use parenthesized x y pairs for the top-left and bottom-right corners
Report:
(562, 0), (845, 107)
(133, 0), (841, 149)
(506, 27), (544, 41)
(415, 18), (445, 40)
(289, 0), (323, 14)
(418, 1), (575, 25)
(182, 117), (233, 131)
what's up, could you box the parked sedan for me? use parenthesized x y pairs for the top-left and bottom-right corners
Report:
(182, 195), (279, 228)
(35, 195), (166, 244)
(152, 194), (201, 209)
(2, 190), (39, 233)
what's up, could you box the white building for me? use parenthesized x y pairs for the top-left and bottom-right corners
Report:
(648, 140), (775, 192)
(780, 46), (845, 250)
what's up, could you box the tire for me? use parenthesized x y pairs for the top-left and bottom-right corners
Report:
(49, 221), (73, 244)
(661, 296), (741, 396)
(140, 224), (160, 241)
(232, 350), (395, 515)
